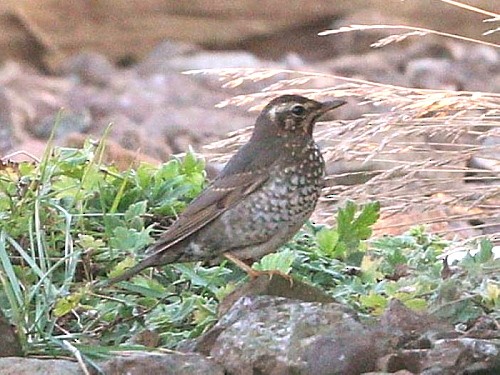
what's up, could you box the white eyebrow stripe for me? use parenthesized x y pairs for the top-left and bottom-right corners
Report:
(268, 101), (309, 122)
(267, 106), (276, 122)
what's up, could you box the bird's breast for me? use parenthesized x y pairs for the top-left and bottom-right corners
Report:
(201, 141), (325, 254)
(245, 141), (325, 224)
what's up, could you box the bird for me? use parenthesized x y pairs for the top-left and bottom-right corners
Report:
(105, 94), (346, 285)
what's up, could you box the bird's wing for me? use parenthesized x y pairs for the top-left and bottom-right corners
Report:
(146, 170), (269, 254)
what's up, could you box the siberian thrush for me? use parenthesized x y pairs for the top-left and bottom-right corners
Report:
(106, 95), (346, 284)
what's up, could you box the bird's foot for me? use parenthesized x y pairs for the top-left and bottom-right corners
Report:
(247, 268), (294, 286)
(224, 253), (294, 287)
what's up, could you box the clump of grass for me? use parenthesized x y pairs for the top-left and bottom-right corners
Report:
(0, 139), (212, 356)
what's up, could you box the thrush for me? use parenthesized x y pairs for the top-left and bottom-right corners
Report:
(105, 95), (346, 285)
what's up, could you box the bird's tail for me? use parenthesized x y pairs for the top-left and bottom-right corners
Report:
(98, 254), (160, 287)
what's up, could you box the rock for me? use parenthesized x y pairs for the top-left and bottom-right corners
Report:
(99, 352), (224, 375)
(142, 105), (253, 154)
(8, 138), (48, 161)
(165, 51), (269, 72)
(58, 52), (117, 87)
(0, 87), (16, 153)
(98, 113), (172, 161)
(193, 291), (500, 374)
(217, 273), (335, 316)
(30, 110), (91, 140)
(129, 329), (161, 348)
(0, 358), (82, 375)
(380, 299), (453, 339)
(0, 310), (23, 357)
(136, 40), (200, 76)
(406, 58), (464, 90)
(375, 300), (500, 374)
(298, 330), (381, 374)
(2, 1), (499, 69)
(197, 295), (387, 375)
(426, 338), (500, 374)
(464, 315), (500, 339)
(405, 39), (455, 60)
(63, 84), (116, 120)
(379, 338), (500, 374)
(318, 50), (407, 86)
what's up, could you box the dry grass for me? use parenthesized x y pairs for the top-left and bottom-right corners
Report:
(185, 1), (500, 242)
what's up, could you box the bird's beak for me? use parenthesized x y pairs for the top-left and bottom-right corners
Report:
(310, 99), (347, 127)
(305, 98), (347, 135)
(320, 99), (347, 115)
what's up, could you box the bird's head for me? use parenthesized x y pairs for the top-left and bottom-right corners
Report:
(253, 95), (346, 139)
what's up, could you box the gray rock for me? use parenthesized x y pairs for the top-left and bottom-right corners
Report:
(202, 295), (386, 375)
(0, 87), (16, 153)
(0, 358), (82, 375)
(166, 51), (268, 72)
(59, 52), (117, 87)
(380, 299), (453, 340)
(99, 351), (224, 375)
(141, 104), (252, 153)
(406, 58), (464, 90)
(0, 310), (23, 357)
(30, 110), (91, 140)
(136, 40), (200, 76)
(423, 338), (500, 374)
(217, 273), (335, 316)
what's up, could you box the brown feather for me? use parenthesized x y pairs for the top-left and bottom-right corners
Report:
(146, 170), (269, 255)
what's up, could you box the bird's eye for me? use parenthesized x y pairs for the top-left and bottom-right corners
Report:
(291, 104), (306, 117)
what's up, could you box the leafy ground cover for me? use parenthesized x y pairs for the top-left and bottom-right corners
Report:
(0, 140), (498, 360)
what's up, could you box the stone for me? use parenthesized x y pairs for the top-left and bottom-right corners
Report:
(0, 310), (23, 357)
(99, 352), (224, 375)
(198, 295), (387, 375)
(0, 87), (16, 153)
(0, 358), (82, 375)
(58, 52), (117, 87)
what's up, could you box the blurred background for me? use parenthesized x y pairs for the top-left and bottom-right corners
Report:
(0, 0), (498, 238)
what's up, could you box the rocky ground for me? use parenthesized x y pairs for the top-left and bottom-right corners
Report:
(2, 35), (498, 163)
(1, 275), (499, 374)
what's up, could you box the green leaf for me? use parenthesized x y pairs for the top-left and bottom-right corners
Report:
(54, 293), (82, 317)
(402, 298), (428, 311)
(431, 297), (483, 323)
(253, 249), (297, 274)
(108, 256), (137, 278)
(315, 228), (339, 256)
(117, 278), (168, 298)
(334, 201), (380, 258)
(359, 292), (388, 314)
(109, 227), (152, 251)
(124, 201), (147, 222)
(76, 234), (105, 250)
(181, 150), (204, 174)
(477, 239), (493, 263)
(332, 241), (347, 259)
(135, 163), (156, 189)
(174, 263), (216, 290)
(156, 160), (180, 181)
(355, 201), (380, 239)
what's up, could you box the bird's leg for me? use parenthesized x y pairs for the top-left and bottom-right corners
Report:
(223, 253), (261, 278)
(224, 253), (294, 286)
